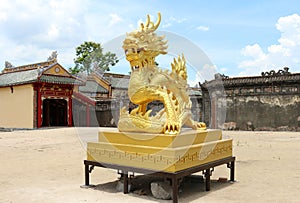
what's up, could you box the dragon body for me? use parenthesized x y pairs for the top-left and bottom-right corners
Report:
(118, 13), (206, 134)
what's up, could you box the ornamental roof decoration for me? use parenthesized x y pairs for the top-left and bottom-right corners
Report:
(261, 67), (291, 77)
(0, 53), (84, 87)
(202, 67), (300, 88)
(47, 51), (58, 62)
(5, 61), (14, 69)
(2, 51), (59, 74)
(2, 60), (56, 74)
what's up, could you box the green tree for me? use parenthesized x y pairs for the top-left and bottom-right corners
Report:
(69, 41), (119, 75)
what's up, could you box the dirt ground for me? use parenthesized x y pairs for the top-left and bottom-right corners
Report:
(0, 128), (299, 203)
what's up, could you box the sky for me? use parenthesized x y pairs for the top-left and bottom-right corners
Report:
(1, 0), (300, 84)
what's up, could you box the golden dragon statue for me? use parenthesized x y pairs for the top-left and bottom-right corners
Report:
(118, 13), (206, 134)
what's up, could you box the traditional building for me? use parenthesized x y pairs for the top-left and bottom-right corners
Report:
(0, 55), (83, 128)
(73, 72), (130, 127)
(96, 73), (130, 126)
(200, 68), (300, 130)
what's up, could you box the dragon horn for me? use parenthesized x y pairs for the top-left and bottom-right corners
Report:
(140, 12), (161, 31)
(145, 14), (150, 27)
(153, 12), (161, 30)
(140, 14), (150, 30)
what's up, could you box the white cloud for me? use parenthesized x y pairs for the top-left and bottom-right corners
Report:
(0, 0), (134, 70)
(48, 24), (60, 39)
(170, 16), (187, 24)
(238, 13), (300, 76)
(0, 0), (89, 68)
(0, 12), (7, 21)
(109, 13), (122, 27)
(196, 25), (209, 31)
(188, 71), (204, 87)
(188, 64), (217, 86)
(162, 22), (171, 28)
(1, 42), (55, 66)
(220, 67), (228, 73)
(161, 16), (187, 29)
(241, 44), (265, 58)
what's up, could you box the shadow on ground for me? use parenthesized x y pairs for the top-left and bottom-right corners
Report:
(85, 174), (232, 202)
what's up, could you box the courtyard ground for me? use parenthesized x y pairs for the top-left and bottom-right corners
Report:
(0, 128), (299, 203)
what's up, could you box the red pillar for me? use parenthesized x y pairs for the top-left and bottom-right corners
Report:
(37, 86), (42, 128)
(68, 95), (73, 127)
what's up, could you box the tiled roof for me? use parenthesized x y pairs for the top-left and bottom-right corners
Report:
(39, 75), (83, 85)
(0, 62), (83, 87)
(104, 76), (129, 89)
(2, 60), (55, 74)
(0, 68), (40, 87)
(79, 80), (108, 93)
(202, 73), (300, 88)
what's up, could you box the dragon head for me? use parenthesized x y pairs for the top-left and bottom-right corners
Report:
(123, 13), (168, 72)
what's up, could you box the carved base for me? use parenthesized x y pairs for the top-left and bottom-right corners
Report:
(87, 129), (232, 172)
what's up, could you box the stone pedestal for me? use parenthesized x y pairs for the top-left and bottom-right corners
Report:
(87, 128), (232, 172)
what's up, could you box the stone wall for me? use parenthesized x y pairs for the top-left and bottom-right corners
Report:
(201, 69), (300, 131)
(225, 94), (300, 130)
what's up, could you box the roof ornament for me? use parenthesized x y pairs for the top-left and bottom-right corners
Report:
(214, 73), (229, 79)
(47, 51), (58, 62)
(4, 61), (14, 69)
(261, 67), (291, 77)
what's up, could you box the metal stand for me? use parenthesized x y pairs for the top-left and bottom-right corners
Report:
(83, 156), (235, 203)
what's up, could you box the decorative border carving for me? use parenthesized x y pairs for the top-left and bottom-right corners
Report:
(87, 140), (232, 171)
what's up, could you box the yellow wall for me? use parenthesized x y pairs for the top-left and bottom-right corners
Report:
(0, 84), (34, 128)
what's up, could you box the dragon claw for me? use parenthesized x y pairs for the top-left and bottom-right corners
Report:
(196, 122), (206, 130)
(164, 122), (180, 134)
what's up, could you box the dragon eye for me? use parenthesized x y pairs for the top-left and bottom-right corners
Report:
(125, 50), (128, 55)
(137, 48), (143, 54)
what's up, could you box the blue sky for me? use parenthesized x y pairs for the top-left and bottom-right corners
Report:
(1, 0), (300, 84)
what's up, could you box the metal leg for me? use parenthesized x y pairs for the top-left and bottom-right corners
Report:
(85, 163), (90, 186)
(204, 168), (214, 191)
(172, 176), (178, 203)
(81, 162), (95, 188)
(205, 169), (211, 191)
(82, 157), (236, 198)
(230, 161), (235, 182)
(123, 171), (129, 194)
(227, 160), (235, 182)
